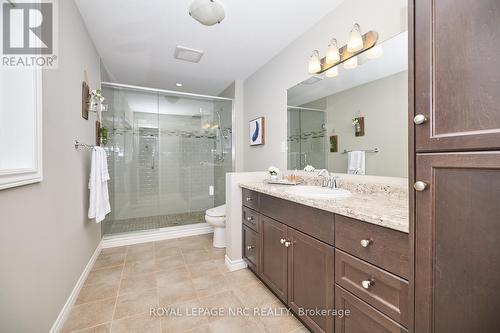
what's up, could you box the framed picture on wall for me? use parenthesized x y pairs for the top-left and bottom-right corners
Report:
(249, 117), (265, 146)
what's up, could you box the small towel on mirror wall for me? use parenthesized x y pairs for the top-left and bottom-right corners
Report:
(88, 147), (111, 223)
(347, 151), (366, 175)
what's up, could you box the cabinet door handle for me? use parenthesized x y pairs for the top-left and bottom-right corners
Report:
(246, 216), (254, 221)
(280, 238), (286, 244)
(360, 239), (372, 247)
(284, 241), (292, 247)
(414, 181), (428, 191)
(245, 197), (253, 202)
(247, 245), (254, 251)
(413, 114), (427, 125)
(362, 279), (374, 289)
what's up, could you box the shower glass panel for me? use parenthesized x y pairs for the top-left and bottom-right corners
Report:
(287, 107), (326, 170)
(101, 84), (233, 236)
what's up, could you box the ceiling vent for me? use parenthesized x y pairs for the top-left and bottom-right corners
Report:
(301, 76), (324, 85)
(174, 46), (204, 63)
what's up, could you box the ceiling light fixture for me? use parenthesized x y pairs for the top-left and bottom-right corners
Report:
(189, 0), (225, 26)
(308, 50), (321, 74)
(347, 23), (364, 52)
(326, 39), (340, 64)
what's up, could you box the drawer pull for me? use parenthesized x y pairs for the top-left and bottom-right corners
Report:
(245, 197), (253, 202)
(247, 245), (254, 251)
(360, 239), (372, 247)
(284, 241), (292, 247)
(280, 238), (286, 244)
(361, 279), (374, 289)
(246, 216), (254, 221)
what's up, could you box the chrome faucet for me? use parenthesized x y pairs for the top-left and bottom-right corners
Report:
(317, 169), (339, 189)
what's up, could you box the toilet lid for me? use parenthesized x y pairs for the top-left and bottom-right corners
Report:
(206, 204), (226, 217)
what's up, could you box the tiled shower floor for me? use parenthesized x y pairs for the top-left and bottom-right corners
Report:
(104, 211), (206, 235)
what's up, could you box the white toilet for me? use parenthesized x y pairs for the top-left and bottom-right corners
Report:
(205, 204), (226, 248)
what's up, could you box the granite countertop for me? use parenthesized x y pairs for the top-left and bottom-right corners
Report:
(239, 181), (409, 233)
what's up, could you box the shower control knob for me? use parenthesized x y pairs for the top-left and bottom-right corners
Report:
(413, 114), (427, 125)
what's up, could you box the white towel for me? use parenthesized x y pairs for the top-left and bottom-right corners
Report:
(88, 147), (111, 223)
(347, 151), (366, 175)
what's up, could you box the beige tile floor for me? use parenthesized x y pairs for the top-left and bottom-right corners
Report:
(62, 234), (309, 333)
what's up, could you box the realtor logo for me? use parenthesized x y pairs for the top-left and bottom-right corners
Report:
(1, 0), (58, 68)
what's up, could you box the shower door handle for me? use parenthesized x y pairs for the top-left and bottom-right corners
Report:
(151, 150), (155, 169)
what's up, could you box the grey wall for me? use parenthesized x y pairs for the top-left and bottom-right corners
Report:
(243, 0), (407, 171)
(326, 71), (408, 177)
(0, 1), (102, 332)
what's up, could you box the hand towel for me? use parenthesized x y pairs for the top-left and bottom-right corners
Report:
(88, 147), (111, 223)
(347, 151), (366, 175)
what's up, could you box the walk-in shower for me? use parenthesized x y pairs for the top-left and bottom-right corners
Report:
(101, 83), (233, 236)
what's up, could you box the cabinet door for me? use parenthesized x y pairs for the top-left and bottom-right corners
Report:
(414, 0), (500, 151)
(287, 228), (334, 333)
(335, 286), (407, 333)
(242, 225), (259, 273)
(415, 153), (500, 333)
(260, 216), (288, 302)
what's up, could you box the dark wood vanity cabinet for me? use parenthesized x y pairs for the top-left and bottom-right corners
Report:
(414, 0), (500, 152)
(287, 227), (335, 333)
(412, 1), (500, 333)
(260, 215), (288, 302)
(243, 190), (409, 333)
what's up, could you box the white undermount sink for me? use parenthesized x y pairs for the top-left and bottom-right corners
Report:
(287, 186), (352, 199)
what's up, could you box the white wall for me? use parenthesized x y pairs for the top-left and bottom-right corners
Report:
(0, 1), (102, 332)
(243, 0), (407, 171)
(326, 71), (408, 177)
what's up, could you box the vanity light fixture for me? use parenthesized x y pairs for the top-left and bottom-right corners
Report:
(325, 66), (339, 78)
(326, 39), (340, 64)
(344, 56), (358, 69)
(367, 44), (383, 59)
(308, 50), (322, 74)
(347, 23), (364, 52)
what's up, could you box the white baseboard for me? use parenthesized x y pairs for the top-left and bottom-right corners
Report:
(225, 255), (248, 272)
(50, 241), (102, 333)
(101, 223), (214, 248)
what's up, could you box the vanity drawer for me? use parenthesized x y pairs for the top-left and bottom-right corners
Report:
(242, 206), (259, 232)
(335, 285), (408, 333)
(335, 249), (409, 327)
(242, 188), (259, 210)
(259, 193), (335, 245)
(335, 215), (409, 279)
(243, 225), (260, 272)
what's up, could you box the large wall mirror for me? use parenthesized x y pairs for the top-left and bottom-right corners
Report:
(287, 31), (408, 178)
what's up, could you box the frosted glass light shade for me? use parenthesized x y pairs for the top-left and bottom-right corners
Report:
(326, 39), (340, 64)
(347, 23), (363, 53)
(344, 56), (358, 69)
(308, 50), (321, 74)
(325, 66), (339, 78)
(367, 45), (383, 59)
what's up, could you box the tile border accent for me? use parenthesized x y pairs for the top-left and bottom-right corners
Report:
(225, 255), (248, 272)
(50, 241), (103, 333)
(101, 223), (214, 248)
